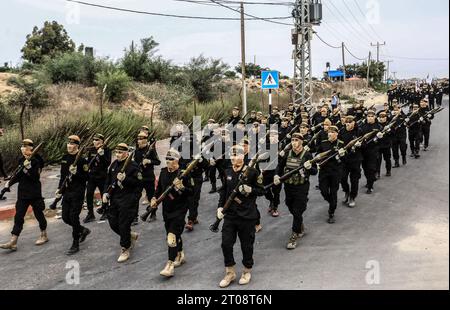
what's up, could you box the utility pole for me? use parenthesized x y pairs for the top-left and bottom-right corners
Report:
(341, 42), (346, 82)
(292, 0), (321, 107)
(367, 51), (372, 87)
(240, 2), (247, 116)
(392, 71), (397, 81)
(370, 41), (386, 62)
(384, 60), (393, 82)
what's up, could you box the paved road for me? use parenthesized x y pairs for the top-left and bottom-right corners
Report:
(0, 99), (448, 290)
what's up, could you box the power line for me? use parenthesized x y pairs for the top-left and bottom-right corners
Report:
(314, 32), (341, 49)
(341, 0), (376, 42)
(208, 0), (294, 25)
(344, 44), (368, 61)
(175, 0), (293, 6)
(352, 0), (384, 42)
(66, 0), (292, 21)
(380, 55), (449, 61)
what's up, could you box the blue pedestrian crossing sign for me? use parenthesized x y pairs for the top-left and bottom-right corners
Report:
(261, 71), (279, 90)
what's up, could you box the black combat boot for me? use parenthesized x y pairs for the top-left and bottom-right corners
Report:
(402, 156), (407, 165)
(66, 239), (79, 255)
(393, 161), (400, 168)
(79, 227), (91, 243)
(342, 192), (349, 205)
(327, 214), (336, 224)
(386, 170), (391, 177)
(209, 183), (217, 194)
(83, 211), (96, 224)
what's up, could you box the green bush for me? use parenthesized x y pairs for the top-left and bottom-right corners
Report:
(95, 69), (131, 103)
(5, 76), (49, 109)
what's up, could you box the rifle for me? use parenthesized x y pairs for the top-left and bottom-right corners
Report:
(138, 140), (157, 169)
(279, 124), (300, 147)
(406, 107), (444, 128)
(264, 150), (331, 191)
(87, 136), (111, 171)
(48, 144), (88, 210)
(0, 143), (43, 200)
(101, 148), (136, 214)
(311, 122), (324, 133)
(140, 154), (202, 222)
(209, 151), (268, 233)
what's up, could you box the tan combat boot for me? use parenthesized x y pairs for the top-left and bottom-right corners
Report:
(173, 251), (186, 268)
(130, 232), (139, 250)
(219, 266), (236, 288)
(255, 224), (263, 233)
(160, 261), (175, 277)
(35, 230), (49, 246)
(286, 232), (299, 250)
(0, 235), (18, 251)
(239, 267), (252, 285)
(117, 248), (130, 263)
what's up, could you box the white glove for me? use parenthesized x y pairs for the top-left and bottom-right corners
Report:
(419, 117), (424, 122)
(142, 159), (152, 166)
(69, 165), (77, 175)
(279, 151), (285, 158)
(4, 181), (10, 189)
(102, 193), (109, 204)
(304, 145), (310, 152)
(405, 118), (410, 123)
(217, 208), (224, 220)
(23, 159), (31, 169)
(150, 197), (158, 209)
(173, 178), (185, 191)
(355, 141), (362, 148)
(286, 134), (292, 139)
(304, 161), (312, 170)
(273, 175), (281, 186)
(117, 172), (126, 182)
(209, 159), (216, 166)
(239, 184), (252, 195)
(376, 132), (384, 139)
(338, 148), (346, 157)
(259, 138), (266, 145)
(55, 190), (62, 199)
(97, 148), (105, 156)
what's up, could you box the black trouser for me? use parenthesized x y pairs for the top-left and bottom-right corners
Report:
(108, 196), (138, 249)
(208, 166), (217, 186)
(85, 177), (106, 213)
(429, 100), (435, 110)
(11, 198), (47, 236)
(377, 147), (392, 174)
(135, 178), (155, 217)
(362, 149), (378, 190)
(421, 125), (431, 148)
(62, 194), (85, 240)
(284, 183), (309, 234)
(0, 153), (6, 178)
(341, 161), (361, 200)
(319, 169), (341, 216)
(391, 136), (407, 161)
(221, 217), (257, 269)
(188, 177), (203, 221)
(409, 130), (421, 155)
(164, 214), (185, 261)
(263, 170), (281, 209)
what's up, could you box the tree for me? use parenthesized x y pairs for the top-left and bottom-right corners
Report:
(21, 21), (76, 64)
(184, 55), (229, 102)
(338, 61), (386, 84)
(235, 63), (270, 78)
(121, 37), (161, 82)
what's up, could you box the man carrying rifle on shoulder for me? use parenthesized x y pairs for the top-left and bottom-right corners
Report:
(340, 116), (363, 208)
(391, 105), (408, 168)
(149, 149), (194, 278)
(418, 99), (434, 151)
(273, 133), (318, 249)
(133, 131), (161, 224)
(376, 112), (393, 179)
(0, 139), (47, 251)
(406, 104), (422, 159)
(57, 135), (90, 255)
(103, 143), (141, 263)
(85, 133), (111, 224)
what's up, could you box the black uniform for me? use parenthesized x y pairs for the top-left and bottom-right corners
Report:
(86, 146), (111, 214)
(391, 113), (408, 165)
(105, 159), (141, 249)
(58, 153), (89, 240)
(376, 122), (393, 176)
(418, 107), (434, 149)
(407, 112), (421, 157)
(359, 122), (382, 191)
(8, 155), (47, 237)
(155, 167), (193, 262)
(277, 149), (317, 234)
(317, 139), (344, 216)
(0, 152), (6, 178)
(133, 143), (161, 216)
(340, 127), (363, 200)
(218, 166), (264, 269)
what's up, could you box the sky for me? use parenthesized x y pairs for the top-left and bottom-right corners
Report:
(0, 0), (449, 79)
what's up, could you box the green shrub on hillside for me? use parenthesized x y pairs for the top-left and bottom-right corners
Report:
(95, 69), (131, 103)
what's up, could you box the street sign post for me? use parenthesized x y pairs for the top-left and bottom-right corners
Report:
(261, 71), (279, 115)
